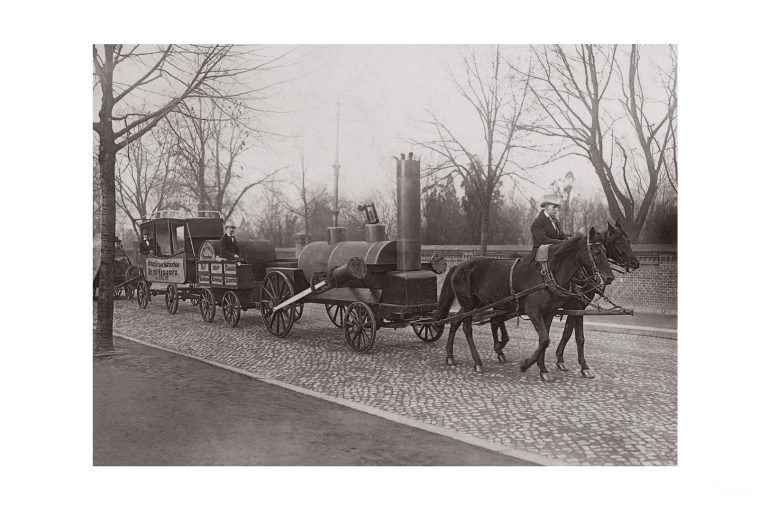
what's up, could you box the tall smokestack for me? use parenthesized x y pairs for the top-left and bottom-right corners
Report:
(396, 153), (421, 271)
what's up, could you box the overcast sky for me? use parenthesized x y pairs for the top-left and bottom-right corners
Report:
(238, 44), (674, 214)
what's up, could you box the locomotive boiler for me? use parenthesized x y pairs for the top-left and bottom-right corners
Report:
(260, 153), (447, 351)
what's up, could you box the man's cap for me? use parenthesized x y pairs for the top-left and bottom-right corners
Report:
(540, 193), (562, 208)
(225, 221), (236, 228)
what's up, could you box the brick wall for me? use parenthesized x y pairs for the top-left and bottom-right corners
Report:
(421, 245), (677, 314)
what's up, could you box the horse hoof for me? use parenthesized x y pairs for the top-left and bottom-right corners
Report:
(474, 364), (485, 373)
(497, 353), (507, 364)
(581, 369), (595, 379)
(540, 372), (554, 383)
(556, 361), (569, 372)
(446, 357), (456, 366)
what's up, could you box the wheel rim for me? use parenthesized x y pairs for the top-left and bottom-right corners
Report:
(413, 322), (444, 343)
(199, 288), (216, 322)
(260, 272), (296, 337)
(137, 281), (149, 309)
(343, 302), (376, 352)
(222, 291), (241, 328)
(165, 284), (179, 315)
(325, 304), (346, 328)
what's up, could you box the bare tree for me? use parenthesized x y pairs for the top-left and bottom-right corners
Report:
(411, 46), (535, 255)
(283, 146), (327, 238)
(116, 122), (179, 237)
(525, 44), (676, 241)
(93, 44), (286, 352)
(168, 98), (283, 224)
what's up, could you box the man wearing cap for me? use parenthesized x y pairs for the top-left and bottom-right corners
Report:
(531, 193), (570, 250)
(139, 230), (154, 256)
(220, 222), (240, 259)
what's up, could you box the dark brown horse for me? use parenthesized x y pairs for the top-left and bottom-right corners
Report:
(490, 220), (640, 378)
(434, 228), (614, 381)
(553, 220), (639, 377)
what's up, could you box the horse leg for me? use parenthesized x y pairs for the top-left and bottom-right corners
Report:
(555, 316), (576, 372)
(462, 316), (484, 373)
(535, 313), (556, 381)
(520, 311), (552, 382)
(573, 316), (594, 379)
(445, 308), (465, 366)
(491, 318), (509, 364)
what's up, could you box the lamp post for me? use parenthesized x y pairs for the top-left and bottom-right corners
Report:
(328, 101), (345, 244)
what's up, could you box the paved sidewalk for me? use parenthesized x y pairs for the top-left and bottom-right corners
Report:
(111, 301), (677, 465)
(95, 337), (530, 465)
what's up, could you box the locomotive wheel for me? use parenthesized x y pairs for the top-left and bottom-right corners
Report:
(343, 302), (377, 353)
(413, 322), (444, 343)
(136, 280), (150, 309)
(222, 290), (241, 328)
(260, 271), (296, 337)
(325, 304), (346, 328)
(199, 288), (216, 323)
(165, 284), (179, 315)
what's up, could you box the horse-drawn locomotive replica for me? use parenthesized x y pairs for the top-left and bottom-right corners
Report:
(123, 150), (639, 380)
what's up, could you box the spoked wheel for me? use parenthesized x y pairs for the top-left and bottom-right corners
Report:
(222, 290), (241, 328)
(136, 280), (150, 309)
(325, 304), (346, 328)
(343, 302), (377, 353)
(199, 288), (216, 323)
(412, 321), (444, 343)
(165, 283), (179, 315)
(293, 302), (304, 321)
(125, 284), (135, 300)
(260, 271), (296, 337)
(190, 293), (200, 306)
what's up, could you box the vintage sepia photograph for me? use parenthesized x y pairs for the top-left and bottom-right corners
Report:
(92, 43), (677, 467)
(6, 2), (763, 510)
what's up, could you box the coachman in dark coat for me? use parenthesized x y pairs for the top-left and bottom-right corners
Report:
(220, 222), (240, 258)
(531, 193), (569, 250)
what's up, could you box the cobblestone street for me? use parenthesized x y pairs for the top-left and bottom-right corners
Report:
(112, 298), (677, 466)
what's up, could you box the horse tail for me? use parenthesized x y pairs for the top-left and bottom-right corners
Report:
(434, 264), (457, 321)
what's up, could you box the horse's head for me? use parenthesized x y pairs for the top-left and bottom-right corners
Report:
(605, 219), (640, 271)
(587, 227), (614, 286)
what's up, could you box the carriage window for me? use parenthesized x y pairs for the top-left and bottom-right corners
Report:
(174, 225), (185, 254)
(155, 221), (172, 256)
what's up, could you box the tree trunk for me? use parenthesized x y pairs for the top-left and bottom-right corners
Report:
(95, 138), (117, 353)
(479, 206), (489, 256)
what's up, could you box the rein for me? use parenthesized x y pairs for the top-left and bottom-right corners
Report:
(539, 237), (603, 304)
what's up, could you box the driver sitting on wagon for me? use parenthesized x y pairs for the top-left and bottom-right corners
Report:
(220, 221), (240, 259)
(531, 193), (571, 250)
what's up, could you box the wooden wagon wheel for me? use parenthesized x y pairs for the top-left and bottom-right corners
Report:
(165, 284), (179, 315)
(259, 271), (296, 337)
(412, 322), (444, 343)
(325, 304), (346, 328)
(293, 302), (304, 321)
(343, 302), (377, 353)
(222, 290), (241, 328)
(136, 280), (150, 309)
(199, 288), (216, 323)
(124, 284), (135, 300)
(123, 265), (141, 301)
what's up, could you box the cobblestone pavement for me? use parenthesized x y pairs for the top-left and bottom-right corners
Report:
(113, 299), (677, 466)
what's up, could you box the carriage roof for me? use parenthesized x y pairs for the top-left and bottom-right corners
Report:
(139, 210), (224, 239)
